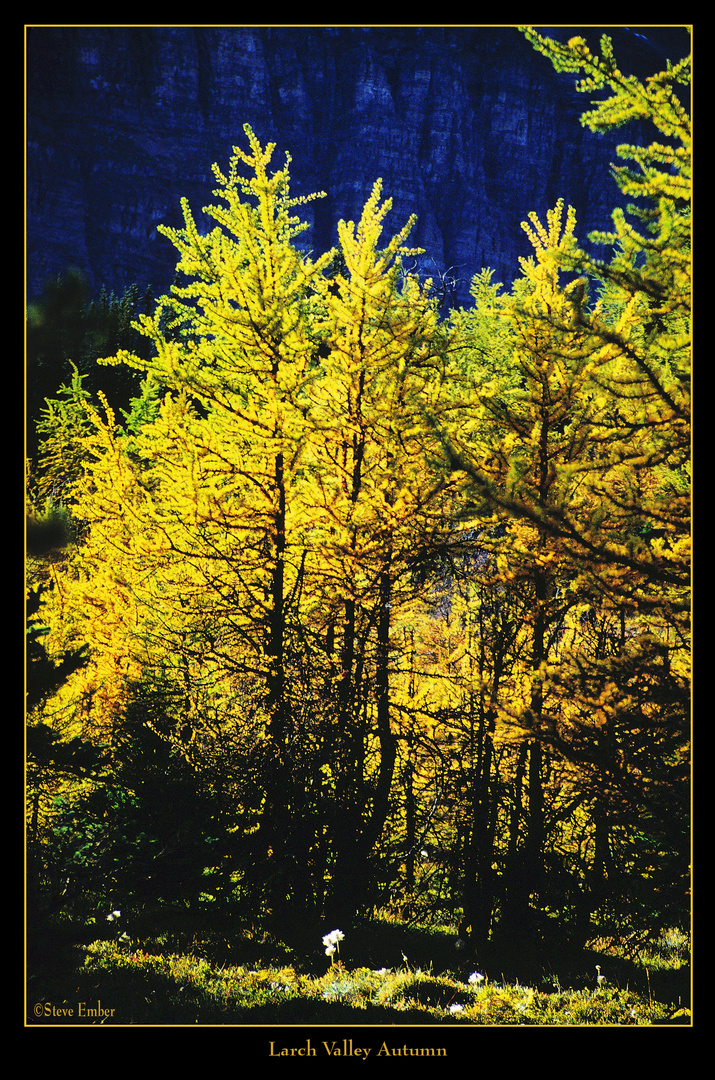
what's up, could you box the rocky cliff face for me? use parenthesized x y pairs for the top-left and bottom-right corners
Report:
(26, 25), (689, 308)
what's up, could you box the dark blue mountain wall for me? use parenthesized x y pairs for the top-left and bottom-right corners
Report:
(26, 25), (690, 308)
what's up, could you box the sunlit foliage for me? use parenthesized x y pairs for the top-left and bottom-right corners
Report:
(27, 29), (690, 969)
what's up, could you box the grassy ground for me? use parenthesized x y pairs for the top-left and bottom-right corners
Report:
(26, 906), (691, 1027)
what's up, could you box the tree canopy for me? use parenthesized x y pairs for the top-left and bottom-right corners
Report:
(27, 29), (690, 955)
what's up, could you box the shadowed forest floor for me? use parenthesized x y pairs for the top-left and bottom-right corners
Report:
(26, 906), (691, 1027)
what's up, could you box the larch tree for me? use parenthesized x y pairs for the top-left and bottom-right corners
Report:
(292, 179), (459, 921)
(36, 127), (336, 925)
(518, 26), (691, 943)
(441, 202), (610, 949)
(34, 127), (456, 931)
(515, 26), (691, 635)
(431, 27), (691, 949)
(28, 28), (690, 949)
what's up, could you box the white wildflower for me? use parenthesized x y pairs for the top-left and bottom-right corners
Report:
(469, 971), (485, 985)
(596, 964), (606, 986)
(449, 1003), (464, 1013)
(323, 929), (344, 959)
(106, 910), (121, 922)
(322, 929), (344, 947)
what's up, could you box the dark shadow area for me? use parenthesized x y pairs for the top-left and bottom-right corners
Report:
(26, 904), (690, 1026)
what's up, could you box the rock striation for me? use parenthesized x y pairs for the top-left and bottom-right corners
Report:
(26, 25), (690, 308)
